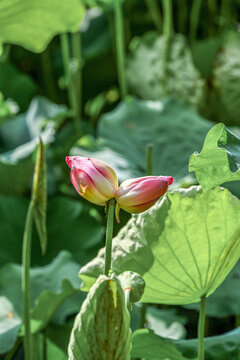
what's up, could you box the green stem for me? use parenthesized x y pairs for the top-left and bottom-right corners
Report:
(162, 0), (173, 96)
(104, 199), (115, 276)
(60, 33), (81, 137)
(146, 143), (154, 176)
(190, 0), (202, 43)
(22, 200), (34, 360)
(40, 47), (57, 102)
(113, 0), (128, 98)
(177, 0), (188, 34)
(145, 0), (162, 33)
(207, 0), (218, 36)
(72, 31), (83, 121)
(198, 295), (206, 360)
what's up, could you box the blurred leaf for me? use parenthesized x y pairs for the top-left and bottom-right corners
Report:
(131, 329), (190, 360)
(79, 186), (240, 305)
(81, 8), (111, 61)
(20, 279), (79, 334)
(176, 327), (240, 360)
(191, 37), (222, 78)
(32, 140), (47, 255)
(0, 96), (68, 196)
(205, 32), (240, 125)
(0, 297), (22, 354)
(189, 123), (240, 191)
(32, 196), (105, 266)
(0, 62), (36, 110)
(0, 196), (104, 267)
(127, 33), (205, 109)
(184, 261), (240, 318)
(146, 307), (186, 340)
(68, 275), (132, 360)
(132, 327), (240, 360)
(0, 251), (84, 325)
(30, 333), (68, 360)
(71, 97), (213, 183)
(0, 0), (85, 52)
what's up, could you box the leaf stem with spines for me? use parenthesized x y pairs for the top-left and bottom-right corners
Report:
(104, 199), (116, 276)
(198, 295), (206, 360)
(22, 200), (34, 360)
(113, 0), (128, 98)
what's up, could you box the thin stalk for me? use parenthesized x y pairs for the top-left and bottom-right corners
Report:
(60, 33), (81, 137)
(207, 0), (218, 36)
(72, 32), (82, 120)
(177, 0), (188, 34)
(104, 199), (116, 276)
(146, 143), (153, 176)
(22, 200), (34, 360)
(190, 0), (203, 43)
(113, 0), (128, 98)
(145, 0), (162, 33)
(198, 295), (206, 360)
(162, 0), (173, 96)
(220, 0), (232, 28)
(40, 47), (57, 102)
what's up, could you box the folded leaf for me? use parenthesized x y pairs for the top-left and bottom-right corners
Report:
(189, 123), (240, 191)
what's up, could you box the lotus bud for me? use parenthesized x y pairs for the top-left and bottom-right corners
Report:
(65, 156), (118, 206)
(115, 175), (173, 222)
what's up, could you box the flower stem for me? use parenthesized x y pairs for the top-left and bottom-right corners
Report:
(104, 199), (116, 276)
(72, 31), (83, 122)
(113, 0), (128, 98)
(198, 295), (206, 360)
(22, 200), (34, 360)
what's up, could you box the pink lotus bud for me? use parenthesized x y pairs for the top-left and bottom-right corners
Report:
(115, 176), (173, 222)
(65, 156), (118, 206)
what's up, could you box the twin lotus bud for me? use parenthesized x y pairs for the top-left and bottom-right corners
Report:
(66, 156), (173, 221)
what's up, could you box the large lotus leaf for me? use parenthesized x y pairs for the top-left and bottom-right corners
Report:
(0, 96), (68, 195)
(68, 275), (132, 360)
(79, 186), (240, 305)
(204, 32), (240, 125)
(0, 251), (84, 326)
(0, 196), (104, 267)
(189, 123), (240, 191)
(184, 261), (240, 318)
(0, 297), (22, 354)
(0, 62), (36, 111)
(0, 0), (85, 53)
(132, 328), (240, 360)
(131, 329), (191, 360)
(126, 33), (205, 109)
(71, 97), (213, 183)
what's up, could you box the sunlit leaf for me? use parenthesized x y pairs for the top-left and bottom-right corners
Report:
(68, 275), (132, 360)
(189, 123), (240, 191)
(0, 0), (85, 52)
(79, 186), (240, 305)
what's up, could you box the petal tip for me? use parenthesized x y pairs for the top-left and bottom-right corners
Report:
(167, 177), (173, 186)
